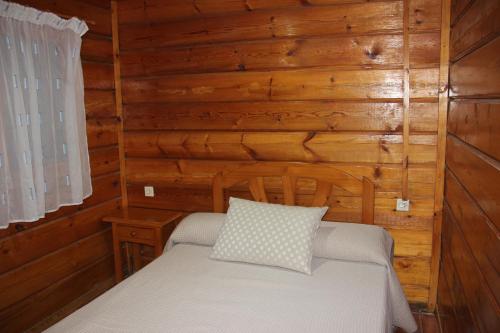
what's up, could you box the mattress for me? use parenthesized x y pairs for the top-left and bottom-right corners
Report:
(46, 243), (393, 333)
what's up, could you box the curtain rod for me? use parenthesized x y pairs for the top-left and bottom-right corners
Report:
(54, 12), (96, 26)
(4, 1), (96, 26)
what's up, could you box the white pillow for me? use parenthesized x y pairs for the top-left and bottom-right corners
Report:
(165, 212), (226, 251)
(313, 222), (394, 265)
(210, 197), (327, 274)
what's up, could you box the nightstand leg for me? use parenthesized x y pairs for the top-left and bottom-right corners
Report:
(111, 224), (123, 282)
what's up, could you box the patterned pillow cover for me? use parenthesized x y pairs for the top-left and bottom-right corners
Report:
(210, 197), (327, 274)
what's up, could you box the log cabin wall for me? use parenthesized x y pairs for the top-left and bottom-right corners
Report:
(0, 1), (123, 332)
(437, 0), (500, 331)
(117, 0), (446, 307)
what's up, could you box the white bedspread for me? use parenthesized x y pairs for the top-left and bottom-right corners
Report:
(46, 244), (394, 333)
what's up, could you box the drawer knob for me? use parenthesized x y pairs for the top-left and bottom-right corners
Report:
(130, 231), (137, 237)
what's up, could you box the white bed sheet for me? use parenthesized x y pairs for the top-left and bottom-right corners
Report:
(46, 244), (393, 333)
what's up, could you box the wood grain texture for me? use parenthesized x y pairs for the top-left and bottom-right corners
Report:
(446, 136), (500, 228)
(450, 36), (500, 98)
(85, 90), (116, 118)
(0, 230), (112, 311)
(442, 208), (500, 332)
(428, 0), (450, 311)
(119, 2), (405, 50)
(448, 100), (500, 160)
(445, 171), (500, 302)
(120, 32), (440, 77)
(124, 101), (439, 132)
(439, 0), (500, 329)
(124, 131), (437, 163)
(118, 0), (445, 307)
(0, 1), (120, 331)
(117, 0), (398, 25)
(81, 35), (113, 63)
(450, 0), (500, 61)
(122, 68), (438, 103)
(83, 62), (115, 90)
(0, 257), (114, 333)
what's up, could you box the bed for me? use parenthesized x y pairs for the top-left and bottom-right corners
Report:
(45, 164), (417, 333)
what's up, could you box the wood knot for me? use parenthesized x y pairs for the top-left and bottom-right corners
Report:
(365, 45), (381, 60)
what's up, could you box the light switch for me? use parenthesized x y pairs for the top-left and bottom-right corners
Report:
(144, 186), (155, 197)
(396, 198), (410, 212)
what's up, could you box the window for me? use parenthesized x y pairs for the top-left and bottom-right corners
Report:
(0, 1), (91, 228)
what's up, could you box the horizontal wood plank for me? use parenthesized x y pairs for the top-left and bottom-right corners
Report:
(0, 256), (113, 333)
(0, 230), (112, 311)
(124, 101), (438, 132)
(443, 207), (500, 332)
(450, 36), (500, 98)
(119, 2), (407, 50)
(388, 228), (433, 257)
(445, 171), (500, 302)
(83, 172), (121, 209)
(85, 89), (116, 118)
(125, 157), (435, 197)
(118, 0), (405, 25)
(90, 146), (120, 176)
(120, 32), (440, 77)
(440, 233), (477, 332)
(124, 131), (436, 163)
(122, 68), (438, 103)
(448, 100), (500, 160)
(82, 36), (113, 63)
(0, 199), (120, 275)
(450, 0), (473, 26)
(446, 135), (500, 228)
(403, 285), (429, 305)
(450, 0), (500, 61)
(394, 256), (431, 286)
(82, 62), (115, 90)
(86, 118), (119, 148)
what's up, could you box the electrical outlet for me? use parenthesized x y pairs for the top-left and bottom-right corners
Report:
(396, 198), (410, 212)
(144, 186), (155, 197)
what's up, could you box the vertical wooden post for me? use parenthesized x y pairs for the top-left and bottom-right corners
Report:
(362, 177), (375, 225)
(428, 0), (451, 312)
(401, 0), (410, 200)
(212, 173), (224, 212)
(111, 224), (123, 282)
(111, 0), (128, 209)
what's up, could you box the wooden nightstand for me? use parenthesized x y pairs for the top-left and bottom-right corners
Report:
(103, 208), (183, 282)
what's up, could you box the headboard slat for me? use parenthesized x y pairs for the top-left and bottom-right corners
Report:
(311, 181), (332, 207)
(282, 175), (296, 206)
(248, 177), (268, 203)
(212, 165), (375, 224)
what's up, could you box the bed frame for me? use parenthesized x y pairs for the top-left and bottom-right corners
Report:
(212, 164), (375, 224)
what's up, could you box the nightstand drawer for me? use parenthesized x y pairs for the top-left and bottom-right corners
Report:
(117, 225), (154, 242)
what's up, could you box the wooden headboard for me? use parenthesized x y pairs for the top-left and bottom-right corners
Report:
(212, 164), (375, 224)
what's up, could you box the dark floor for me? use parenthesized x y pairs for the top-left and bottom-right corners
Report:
(396, 311), (440, 333)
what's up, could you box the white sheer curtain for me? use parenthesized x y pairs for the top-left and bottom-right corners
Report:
(0, 1), (91, 229)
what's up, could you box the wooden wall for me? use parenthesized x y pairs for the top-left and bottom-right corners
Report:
(437, 0), (500, 331)
(117, 0), (446, 306)
(0, 1), (121, 332)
